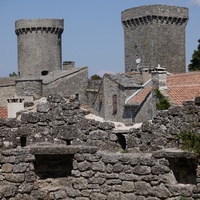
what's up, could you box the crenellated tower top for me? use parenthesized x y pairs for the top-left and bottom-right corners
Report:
(121, 5), (189, 73)
(15, 19), (64, 78)
(15, 19), (64, 35)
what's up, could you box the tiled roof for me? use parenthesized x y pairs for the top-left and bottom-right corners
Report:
(0, 106), (7, 118)
(106, 72), (143, 88)
(165, 72), (200, 106)
(126, 82), (152, 106)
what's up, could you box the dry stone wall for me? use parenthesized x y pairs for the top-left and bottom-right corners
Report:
(1, 95), (200, 199)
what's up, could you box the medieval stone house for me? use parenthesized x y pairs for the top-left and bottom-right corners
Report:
(92, 70), (154, 123)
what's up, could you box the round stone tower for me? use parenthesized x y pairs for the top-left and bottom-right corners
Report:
(121, 5), (189, 73)
(15, 19), (64, 78)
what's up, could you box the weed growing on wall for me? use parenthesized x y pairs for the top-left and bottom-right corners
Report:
(175, 131), (200, 156)
(154, 88), (171, 110)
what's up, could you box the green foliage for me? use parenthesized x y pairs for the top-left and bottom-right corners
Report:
(121, 149), (128, 153)
(90, 74), (102, 80)
(9, 72), (17, 77)
(174, 131), (200, 156)
(188, 39), (200, 71)
(154, 88), (170, 110)
(179, 196), (188, 200)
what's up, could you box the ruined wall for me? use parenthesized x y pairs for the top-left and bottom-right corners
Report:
(1, 95), (200, 199)
(1, 148), (198, 200)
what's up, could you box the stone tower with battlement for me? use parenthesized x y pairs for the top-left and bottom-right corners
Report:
(15, 19), (64, 78)
(121, 5), (188, 73)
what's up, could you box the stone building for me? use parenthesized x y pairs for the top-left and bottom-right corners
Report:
(121, 5), (188, 73)
(93, 70), (154, 123)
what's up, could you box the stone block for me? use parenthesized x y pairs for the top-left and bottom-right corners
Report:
(13, 163), (29, 173)
(106, 179), (122, 185)
(135, 181), (152, 196)
(92, 161), (105, 172)
(1, 163), (13, 173)
(5, 173), (24, 183)
(37, 102), (51, 113)
(121, 181), (134, 192)
(1, 184), (17, 198)
(119, 172), (138, 181)
(101, 155), (118, 164)
(151, 165), (170, 175)
(77, 161), (91, 172)
(113, 163), (124, 173)
(133, 165), (151, 175)
(90, 192), (106, 200)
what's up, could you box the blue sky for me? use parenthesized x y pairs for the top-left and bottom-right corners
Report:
(0, 0), (200, 77)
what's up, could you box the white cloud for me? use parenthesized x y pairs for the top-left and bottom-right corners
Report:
(190, 0), (200, 6)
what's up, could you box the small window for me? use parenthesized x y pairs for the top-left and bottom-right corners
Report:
(41, 70), (49, 76)
(113, 94), (117, 114)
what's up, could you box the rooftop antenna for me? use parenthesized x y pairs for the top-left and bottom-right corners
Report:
(136, 58), (141, 71)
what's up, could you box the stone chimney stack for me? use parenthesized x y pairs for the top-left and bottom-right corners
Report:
(151, 65), (167, 90)
(63, 61), (75, 70)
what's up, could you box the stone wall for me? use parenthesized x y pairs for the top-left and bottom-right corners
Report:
(121, 5), (188, 73)
(15, 79), (43, 100)
(1, 95), (200, 199)
(1, 148), (198, 199)
(0, 84), (16, 106)
(43, 68), (88, 104)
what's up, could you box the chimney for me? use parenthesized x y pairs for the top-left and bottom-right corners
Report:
(141, 68), (151, 84)
(63, 61), (75, 70)
(151, 65), (167, 90)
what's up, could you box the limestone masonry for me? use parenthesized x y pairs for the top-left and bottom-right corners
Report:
(121, 5), (188, 73)
(0, 95), (200, 199)
(15, 19), (64, 78)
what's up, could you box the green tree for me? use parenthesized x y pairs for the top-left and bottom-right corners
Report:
(9, 72), (17, 77)
(90, 74), (102, 80)
(188, 39), (200, 71)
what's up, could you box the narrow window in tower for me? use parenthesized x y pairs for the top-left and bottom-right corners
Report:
(113, 94), (117, 114)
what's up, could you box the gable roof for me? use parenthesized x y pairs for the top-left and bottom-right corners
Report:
(165, 72), (200, 106)
(106, 72), (143, 88)
(125, 81), (152, 106)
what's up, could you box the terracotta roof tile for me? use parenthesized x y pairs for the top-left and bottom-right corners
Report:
(0, 106), (7, 118)
(165, 72), (200, 106)
(127, 84), (152, 105)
